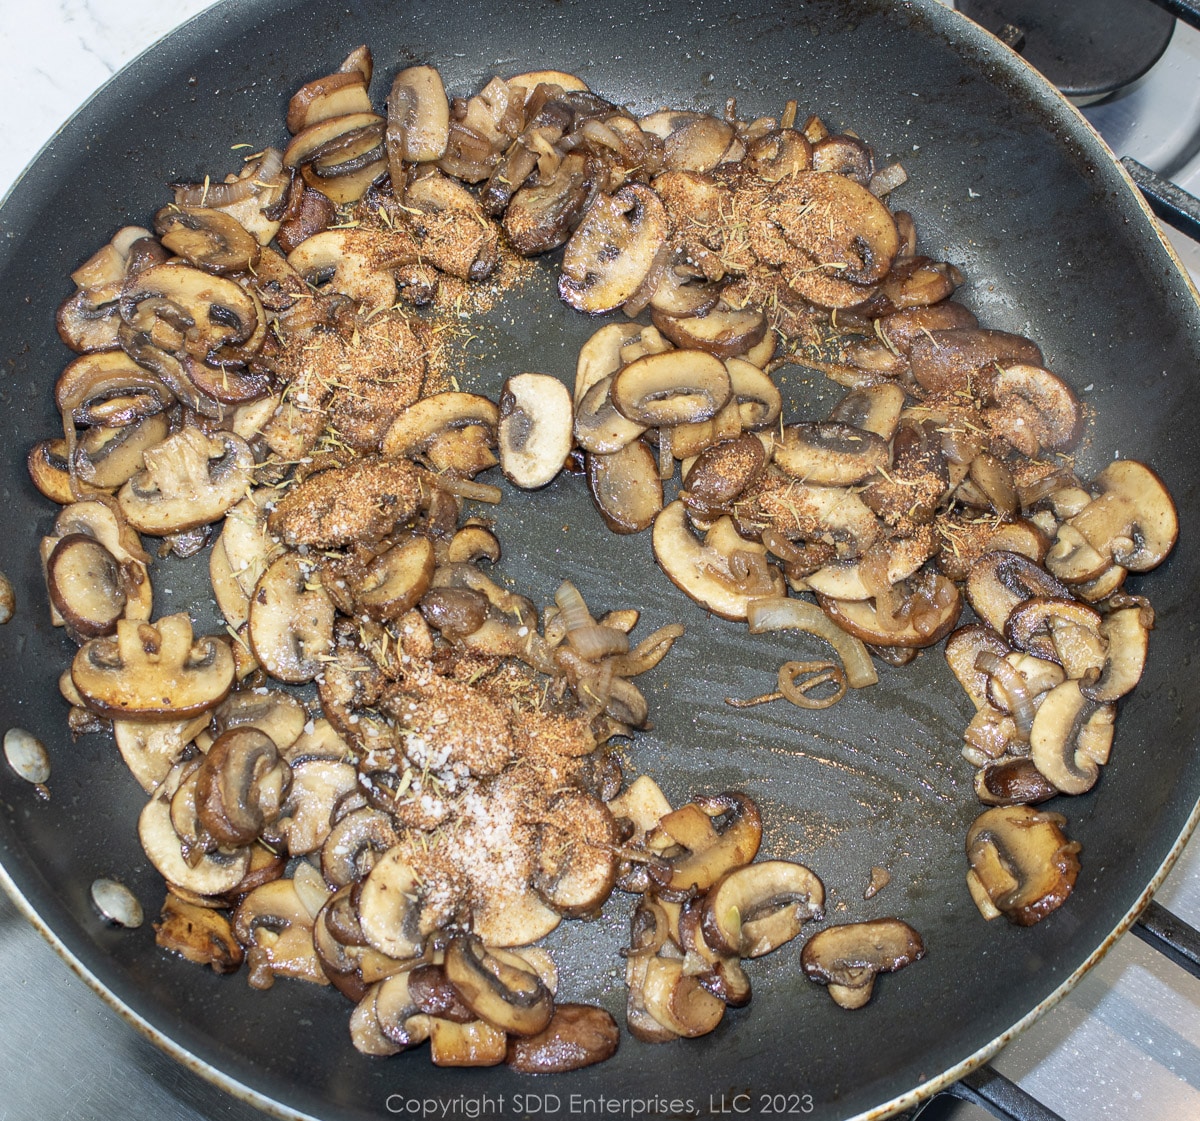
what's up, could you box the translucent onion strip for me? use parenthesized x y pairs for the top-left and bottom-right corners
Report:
(747, 597), (879, 689)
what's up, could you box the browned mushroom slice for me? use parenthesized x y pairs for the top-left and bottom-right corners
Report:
(974, 757), (1059, 806)
(234, 879), (329, 989)
(354, 537), (437, 621)
(681, 434), (766, 521)
(372, 971), (434, 1049)
(429, 1018), (508, 1067)
(702, 860), (825, 958)
(154, 890), (244, 974)
(72, 412), (169, 491)
(278, 760), (358, 855)
(498, 373), (573, 489)
(641, 955), (726, 1037)
(349, 984), (407, 1056)
(965, 551), (1071, 637)
(73, 614), (234, 720)
(504, 152), (596, 256)
(982, 364), (1082, 456)
(400, 170), (500, 281)
(283, 110), (385, 167)
(138, 789), (251, 897)
(287, 70), (374, 134)
(652, 792), (763, 897)
(286, 228), (397, 311)
(651, 303), (768, 360)
(55, 350), (175, 428)
(559, 184), (671, 314)
(28, 439), (109, 503)
(194, 727), (292, 847)
(1045, 524), (1111, 585)
(800, 919), (924, 1009)
(574, 374), (648, 454)
(213, 688), (307, 756)
(745, 127), (813, 181)
(944, 625), (1012, 710)
(118, 429), (254, 535)
(725, 357), (782, 431)
(1029, 680), (1115, 795)
(443, 934), (555, 1037)
(1067, 460), (1178, 573)
(321, 807), (399, 888)
(386, 64), (450, 180)
(611, 348), (731, 427)
(247, 553), (335, 684)
(640, 110), (735, 172)
(506, 1003), (620, 1073)
(819, 570), (962, 648)
(532, 789), (619, 918)
(1082, 599), (1152, 703)
(113, 714), (208, 793)
(774, 422), (889, 487)
(45, 534), (127, 640)
(805, 530), (937, 602)
(153, 206), (260, 275)
(965, 804), (1081, 925)
(381, 392), (499, 468)
(1004, 596), (1105, 672)
(587, 440), (664, 534)
(908, 328), (1043, 395)
(357, 847), (433, 961)
(652, 502), (785, 621)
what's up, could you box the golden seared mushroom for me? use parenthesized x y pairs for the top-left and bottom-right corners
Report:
(675, 897), (753, 1007)
(213, 688), (308, 757)
(652, 502), (785, 621)
(506, 1003), (620, 1073)
(443, 934), (555, 1036)
(575, 322), (649, 405)
(819, 569), (962, 649)
(965, 804), (1081, 925)
(945, 625), (1015, 710)
(702, 860), (825, 958)
(381, 392), (500, 477)
(233, 878), (329, 989)
(287, 69), (373, 134)
(828, 383), (907, 441)
(112, 714), (209, 793)
(908, 327), (1042, 395)
(805, 532), (938, 603)
(1082, 598), (1153, 702)
(974, 757), (1059, 806)
(964, 551), (1071, 637)
(45, 534), (128, 640)
(587, 440), (664, 534)
(349, 984), (409, 1057)
(1028, 680), (1115, 795)
(650, 303), (769, 361)
(641, 955), (726, 1037)
(28, 439), (101, 504)
(55, 350), (175, 429)
(247, 553), (336, 684)
(153, 206), (260, 275)
(73, 413), (170, 491)
(117, 429), (255, 536)
(610, 348), (732, 428)
(574, 374), (648, 455)
(982, 364), (1082, 457)
(429, 1018), (508, 1068)
(498, 373), (573, 489)
(773, 423), (889, 487)
(1064, 460), (1178, 574)
(681, 434), (766, 522)
(559, 183), (671, 313)
(386, 65), (450, 179)
(73, 614), (234, 720)
(194, 727), (292, 847)
(504, 152), (596, 256)
(800, 919), (925, 1009)
(357, 846), (437, 961)
(532, 789), (620, 918)
(651, 792), (763, 897)
(277, 760), (359, 855)
(372, 971), (435, 1050)
(283, 111), (387, 204)
(139, 785), (251, 897)
(154, 891), (244, 974)
(725, 357), (782, 431)
(286, 228), (398, 311)
(353, 537), (437, 621)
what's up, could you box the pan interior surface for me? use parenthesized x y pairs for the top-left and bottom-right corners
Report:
(0, 1), (1198, 1118)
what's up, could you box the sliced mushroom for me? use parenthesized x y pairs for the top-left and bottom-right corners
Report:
(702, 860), (825, 958)
(965, 804), (1081, 925)
(287, 70), (374, 134)
(73, 412), (170, 490)
(277, 759), (358, 855)
(233, 878), (329, 989)
(983, 364), (1082, 457)
(819, 570), (962, 648)
(828, 383), (907, 441)
(55, 350), (175, 428)
(154, 890), (244, 973)
(286, 228), (397, 311)
(498, 373), (573, 489)
(45, 534), (127, 640)
(641, 954), (725, 1037)
(974, 757), (1059, 806)
(381, 392), (499, 472)
(247, 553), (336, 684)
(611, 349), (732, 428)
(357, 846), (434, 961)
(559, 183), (671, 314)
(443, 933), (555, 1036)
(573, 374), (647, 454)
(532, 789), (619, 918)
(372, 971), (434, 1049)
(651, 303), (768, 360)
(1029, 680), (1115, 795)
(681, 434), (766, 521)
(773, 423), (889, 487)
(652, 792), (763, 897)
(1067, 460), (1178, 573)
(965, 551), (1070, 637)
(944, 625), (1012, 710)
(908, 328), (1042, 395)
(800, 918), (924, 1009)
(1004, 596), (1105, 672)
(653, 502), (785, 621)
(113, 714), (209, 793)
(505, 152), (600, 256)
(138, 789), (250, 897)
(726, 357), (782, 431)
(429, 1018), (508, 1067)
(195, 727), (292, 847)
(386, 64), (450, 174)
(321, 807), (399, 888)
(506, 1003), (620, 1073)
(587, 440), (663, 534)
(1082, 600), (1152, 702)
(118, 429), (255, 535)
(154, 206), (260, 275)
(73, 614), (234, 720)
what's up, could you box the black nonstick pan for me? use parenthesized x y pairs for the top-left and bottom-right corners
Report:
(2, 1), (1199, 1118)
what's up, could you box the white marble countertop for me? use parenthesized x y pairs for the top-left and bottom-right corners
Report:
(1, 3), (1198, 1120)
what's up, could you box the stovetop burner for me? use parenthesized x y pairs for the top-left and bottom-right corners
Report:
(958, 0), (1176, 99)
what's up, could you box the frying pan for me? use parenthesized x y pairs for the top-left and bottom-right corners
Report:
(1, 0), (1198, 1118)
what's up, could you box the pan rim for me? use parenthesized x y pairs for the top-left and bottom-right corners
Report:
(2, 0), (1200, 1117)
